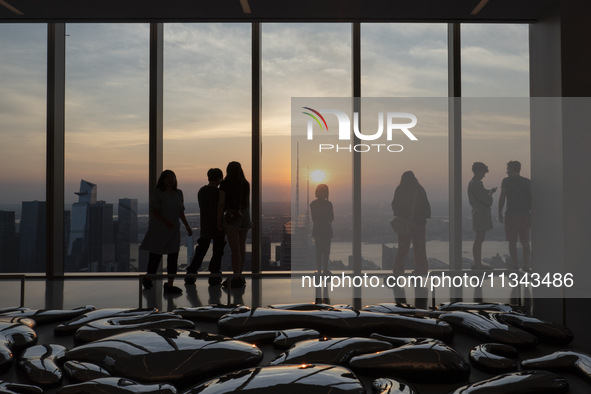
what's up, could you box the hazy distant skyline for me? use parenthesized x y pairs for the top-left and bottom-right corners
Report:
(0, 23), (529, 206)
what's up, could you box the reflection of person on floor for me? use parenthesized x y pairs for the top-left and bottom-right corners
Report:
(468, 162), (497, 270)
(391, 171), (431, 275)
(140, 170), (193, 294)
(498, 160), (531, 270)
(310, 184), (334, 274)
(185, 168), (225, 286)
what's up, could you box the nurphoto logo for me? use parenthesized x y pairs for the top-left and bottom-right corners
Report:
(302, 107), (418, 153)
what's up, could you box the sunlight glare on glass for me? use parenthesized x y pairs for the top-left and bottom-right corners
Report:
(310, 170), (325, 182)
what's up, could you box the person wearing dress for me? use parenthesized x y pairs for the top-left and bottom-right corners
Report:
(140, 170), (192, 293)
(391, 171), (431, 275)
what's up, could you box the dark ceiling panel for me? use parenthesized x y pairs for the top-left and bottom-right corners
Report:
(0, 0), (560, 22)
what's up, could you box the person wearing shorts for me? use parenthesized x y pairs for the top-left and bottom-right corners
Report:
(498, 160), (531, 270)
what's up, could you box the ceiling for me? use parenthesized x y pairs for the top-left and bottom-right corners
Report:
(0, 0), (560, 23)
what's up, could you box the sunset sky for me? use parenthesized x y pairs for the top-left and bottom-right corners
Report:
(0, 23), (529, 208)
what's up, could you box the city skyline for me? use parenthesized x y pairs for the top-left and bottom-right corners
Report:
(1, 23), (529, 206)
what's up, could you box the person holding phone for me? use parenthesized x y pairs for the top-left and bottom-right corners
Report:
(468, 162), (497, 270)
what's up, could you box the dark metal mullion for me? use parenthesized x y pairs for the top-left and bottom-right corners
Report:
(251, 22), (262, 274)
(448, 23), (462, 274)
(46, 23), (66, 277)
(352, 23), (361, 279)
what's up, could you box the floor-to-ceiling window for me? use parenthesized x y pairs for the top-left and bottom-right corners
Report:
(0, 24), (47, 274)
(64, 23), (149, 273)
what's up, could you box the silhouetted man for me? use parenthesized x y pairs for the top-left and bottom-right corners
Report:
(498, 161), (531, 270)
(186, 168), (225, 286)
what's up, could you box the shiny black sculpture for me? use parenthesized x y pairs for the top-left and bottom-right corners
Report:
(437, 310), (538, 349)
(64, 329), (263, 385)
(173, 305), (241, 322)
(18, 344), (67, 388)
(491, 313), (574, 345)
(469, 343), (518, 373)
(521, 350), (591, 381)
(0, 317), (35, 328)
(218, 307), (454, 342)
(0, 380), (43, 394)
(267, 303), (338, 310)
(0, 322), (38, 372)
(372, 378), (418, 394)
(0, 306), (95, 325)
(437, 302), (521, 314)
(348, 339), (470, 383)
(362, 303), (440, 318)
(448, 370), (569, 393)
(233, 328), (322, 348)
(63, 361), (111, 383)
(181, 364), (366, 394)
(57, 377), (177, 394)
(55, 308), (158, 335)
(368, 334), (418, 347)
(270, 337), (393, 366)
(73, 312), (195, 344)
(273, 329), (322, 349)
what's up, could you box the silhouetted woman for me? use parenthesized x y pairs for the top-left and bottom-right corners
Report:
(391, 171), (431, 275)
(140, 170), (192, 293)
(310, 184), (334, 274)
(218, 161), (251, 288)
(468, 162), (497, 270)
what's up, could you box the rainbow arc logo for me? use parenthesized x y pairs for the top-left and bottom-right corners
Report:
(302, 107), (329, 132)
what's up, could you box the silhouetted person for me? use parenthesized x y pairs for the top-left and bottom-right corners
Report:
(185, 168), (225, 286)
(391, 171), (431, 275)
(498, 160), (531, 270)
(310, 184), (334, 274)
(141, 170), (192, 293)
(468, 162), (497, 270)
(218, 161), (251, 288)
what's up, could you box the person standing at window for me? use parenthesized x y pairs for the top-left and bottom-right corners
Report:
(391, 171), (431, 276)
(310, 184), (334, 275)
(468, 162), (497, 270)
(140, 170), (192, 293)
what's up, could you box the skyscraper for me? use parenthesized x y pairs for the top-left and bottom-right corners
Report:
(0, 211), (18, 273)
(68, 180), (97, 256)
(116, 198), (138, 272)
(87, 201), (114, 272)
(19, 201), (46, 273)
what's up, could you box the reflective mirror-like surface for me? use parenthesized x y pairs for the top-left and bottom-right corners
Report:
(0, 317), (35, 328)
(368, 335), (418, 348)
(492, 313), (574, 345)
(0, 306), (96, 325)
(181, 364), (366, 394)
(273, 329), (321, 349)
(64, 329), (263, 385)
(267, 303), (338, 311)
(74, 313), (195, 344)
(18, 344), (67, 388)
(448, 370), (569, 393)
(0, 322), (38, 372)
(437, 302), (521, 314)
(469, 343), (518, 373)
(362, 303), (441, 318)
(232, 331), (277, 346)
(57, 377), (177, 394)
(521, 350), (591, 381)
(372, 378), (418, 394)
(55, 308), (158, 336)
(437, 311), (538, 349)
(0, 380), (43, 394)
(173, 305), (241, 322)
(348, 339), (470, 383)
(270, 337), (393, 366)
(63, 361), (111, 383)
(218, 308), (454, 342)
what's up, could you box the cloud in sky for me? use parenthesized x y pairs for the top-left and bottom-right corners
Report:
(0, 22), (530, 206)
